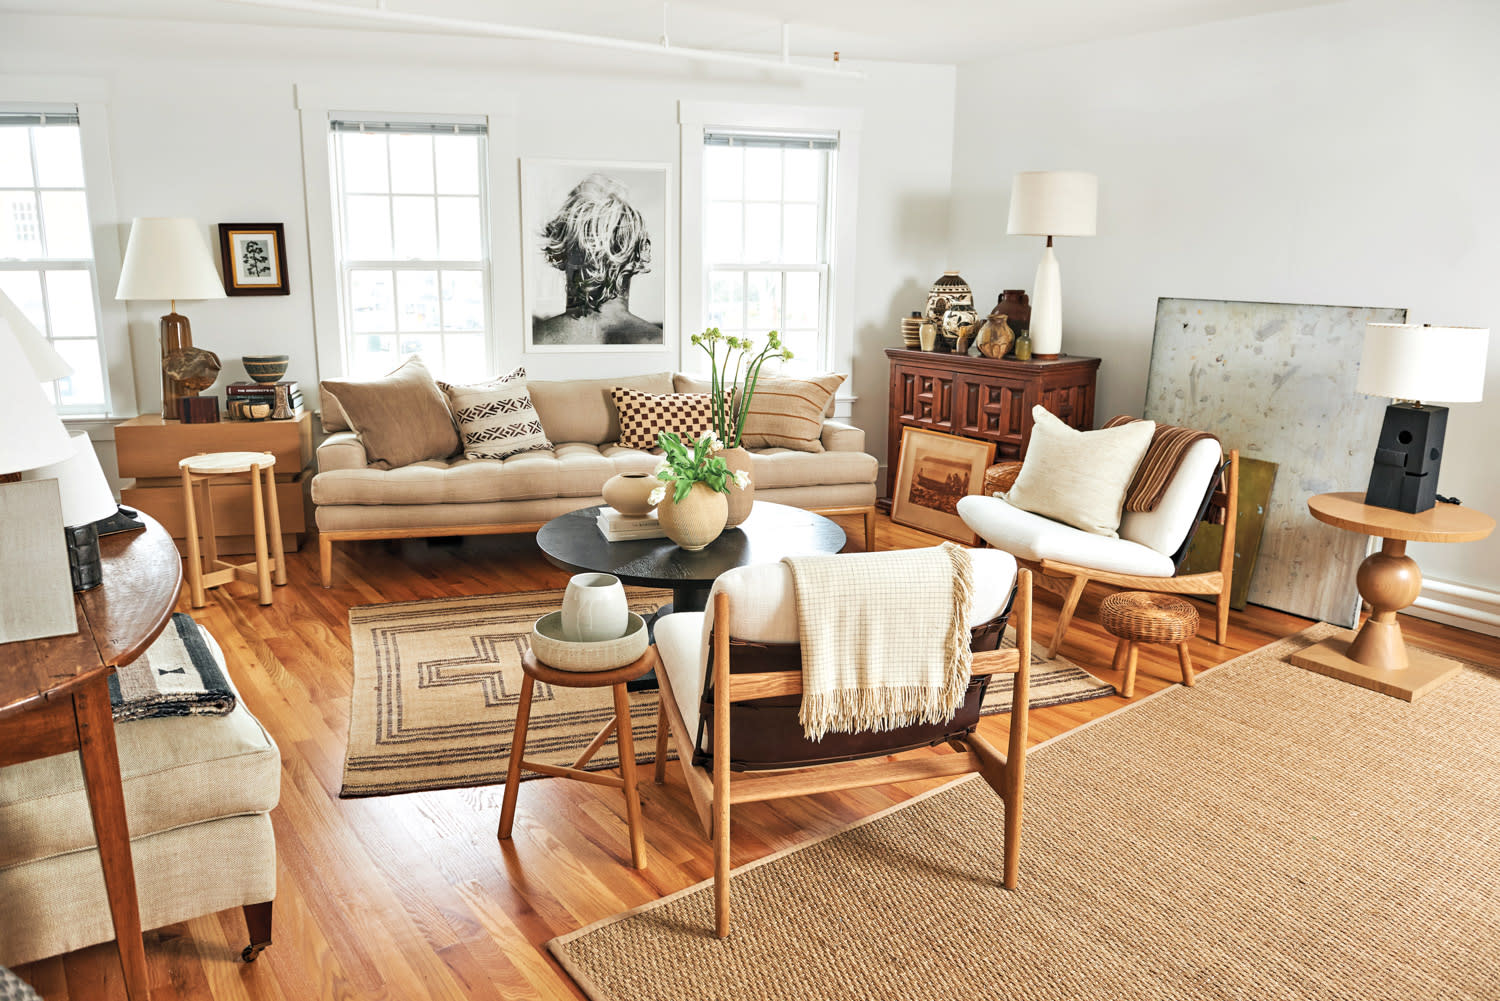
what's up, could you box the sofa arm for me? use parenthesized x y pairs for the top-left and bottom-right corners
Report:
(820, 421), (865, 453)
(317, 432), (369, 472)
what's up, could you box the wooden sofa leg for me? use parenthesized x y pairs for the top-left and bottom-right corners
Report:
(319, 534), (333, 589)
(1216, 587), (1231, 645)
(1046, 575), (1088, 659)
(863, 507), (877, 552)
(241, 900), (273, 962)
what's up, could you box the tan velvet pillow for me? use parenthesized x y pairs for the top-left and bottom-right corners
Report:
(672, 373), (844, 453)
(320, 356), (460, 470)
(529, 372), (675, 445)
(1005, 406), (1156, 537)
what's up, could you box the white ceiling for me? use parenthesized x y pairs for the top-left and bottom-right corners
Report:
(0, 0), (1342, 63)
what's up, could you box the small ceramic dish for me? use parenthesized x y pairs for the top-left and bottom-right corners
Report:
(530, 611), (649, 672)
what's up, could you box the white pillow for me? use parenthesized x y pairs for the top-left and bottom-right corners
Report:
(1004, 407), (1156, 538)
(440, 367), (554, 461)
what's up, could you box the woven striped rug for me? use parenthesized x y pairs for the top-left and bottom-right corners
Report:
(340, 588), (1112, 798)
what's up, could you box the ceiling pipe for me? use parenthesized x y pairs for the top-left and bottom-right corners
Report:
(221, 0), (863, 80)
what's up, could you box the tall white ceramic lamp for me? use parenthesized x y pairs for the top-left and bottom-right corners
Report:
(115, 217), (225, 420)
(1358, 323), (1489, 514)
(1007, 171), (1098, 359)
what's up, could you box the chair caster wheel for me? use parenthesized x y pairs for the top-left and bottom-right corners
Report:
(242, 943), (268, 963)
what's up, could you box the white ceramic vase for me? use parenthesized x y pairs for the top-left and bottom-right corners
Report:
(561, 572), (628, 642)
(602, 472), (658, 516)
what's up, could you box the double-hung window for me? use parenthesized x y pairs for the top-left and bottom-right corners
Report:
(0, 108), (107, 412)
(329, 116), (490, 379)
(702, 129), (836, 371)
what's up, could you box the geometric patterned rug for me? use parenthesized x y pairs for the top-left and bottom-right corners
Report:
(340, 587), (1114, 798)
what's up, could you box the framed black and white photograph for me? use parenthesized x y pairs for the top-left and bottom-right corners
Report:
(218, 223), (290, 296)
(521, 159), (670, 352)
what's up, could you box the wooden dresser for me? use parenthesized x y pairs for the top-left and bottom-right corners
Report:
(883, 348), (1101, 502)
(116, 412), (313, 556)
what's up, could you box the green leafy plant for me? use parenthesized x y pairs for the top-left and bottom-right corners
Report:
(649, 431), (750, 505)
(691, 327), (795, 448)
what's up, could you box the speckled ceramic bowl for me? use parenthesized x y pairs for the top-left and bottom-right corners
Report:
(530, 611), (649, 672)
(242, 354), (289, 384)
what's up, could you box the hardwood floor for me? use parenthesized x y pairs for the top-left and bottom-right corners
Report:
(17, 513), (1500, 999)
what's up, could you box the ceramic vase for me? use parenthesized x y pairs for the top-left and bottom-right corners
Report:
(602, 472), (658, 516)
(657, 482), (728, 551)
(918, 320), (941, 352)
(719, 446), (754, 527)
(993, 290), (1031, 338)
(924, 271), (974, 322)
(561, 572), (629, 642)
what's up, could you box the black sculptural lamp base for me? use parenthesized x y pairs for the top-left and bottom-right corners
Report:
(1364, 402), (1448, 515)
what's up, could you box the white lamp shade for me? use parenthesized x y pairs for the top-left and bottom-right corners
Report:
(1007, 171), (1099, 237)
(1357, 323), (1489, 403)
(0, 288), (72, 382)
(21, 432), (117, 527)
(0, 324), (73, 474)
(115, 217), (226, 302)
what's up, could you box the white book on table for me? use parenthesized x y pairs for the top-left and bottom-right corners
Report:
(596, 507), (667, 542)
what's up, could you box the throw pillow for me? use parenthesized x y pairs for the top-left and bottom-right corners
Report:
(672, 373), (845, 453)
(321, 356), (460, 470)
(612, 388), (719, 451)
(1004, 407), (1156, 538)
(439, 368), (553, 461)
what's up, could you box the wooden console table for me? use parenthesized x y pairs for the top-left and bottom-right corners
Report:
(0, 514), (182, 1000)
(883, 349), (1100, 505)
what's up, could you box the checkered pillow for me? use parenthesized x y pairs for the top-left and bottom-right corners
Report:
(612, 388), (723, 451)
(439, 367), (554, 461)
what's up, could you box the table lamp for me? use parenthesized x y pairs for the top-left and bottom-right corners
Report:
(1358, 322), (1489, 514)
(115, 217), (225, 420)
(1007, 171), (1097, 359)
(0, 287), (73, 384)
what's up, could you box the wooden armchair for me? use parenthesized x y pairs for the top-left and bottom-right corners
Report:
(651, 550), (1032, 938)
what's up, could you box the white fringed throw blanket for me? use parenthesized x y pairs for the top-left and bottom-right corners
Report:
(783, 543), (974, 741)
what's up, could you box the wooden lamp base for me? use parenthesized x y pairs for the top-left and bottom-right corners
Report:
(161, 309), (193, 421)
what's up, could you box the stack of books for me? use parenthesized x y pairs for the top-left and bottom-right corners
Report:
(226, 381), (304, 420)
(596, 506), (666, 542)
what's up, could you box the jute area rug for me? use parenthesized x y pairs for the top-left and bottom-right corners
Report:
(550, 623), (1500, 1001)
(341, 588), (1112, 798)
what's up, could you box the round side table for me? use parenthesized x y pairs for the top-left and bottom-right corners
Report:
(179, 451), (288, 607)
(1289, 492), (1494, 701)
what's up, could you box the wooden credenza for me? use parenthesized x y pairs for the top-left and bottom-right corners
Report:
(884, 348), (1101, 502)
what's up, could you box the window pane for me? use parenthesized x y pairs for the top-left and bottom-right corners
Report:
(785, 271), (819, 328)
(351, 334), (397, 378)
(704, 146), (742, 200)
(441, 270), (484, 330)
(397, 333), (442, 365)
(41, 191), (92, 258)
(779, 330), (818, 371)
(434, 135), (479, 195)
(0, 191), (42, 257)
(345, 195), (392, 258)
(744, 147), (781, 200)
(437, 196), (481, 260)
(0, 270), (45, 326)
(340, 133), (388, 193)
(396, 270), (439, 331)
(392, 196), (437, 259)
(782, 204), (817, 264)
(783, 148), (821, 202)
(743, 202), (780, 263)
(53, 339), (104, 407)
(707, 271), (744, 330)
(745, 271), (781, 331)
(0, 129), (33, 186)
(444, 333), (485, 376)
(705, 202), (742, 264)
(44, 270), (96, 338)
(388, 134), (434, 193)
(348, 270), (393, 332)
(33, 126), (84, 188)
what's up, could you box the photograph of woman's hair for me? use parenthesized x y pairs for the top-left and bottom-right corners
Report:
(530, 171), (665, 346)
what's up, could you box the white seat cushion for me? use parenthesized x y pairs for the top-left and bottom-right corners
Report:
(956, 494), (1176, 577)
(1118, 437), (1223, 557)
(655, 610), (708, 750)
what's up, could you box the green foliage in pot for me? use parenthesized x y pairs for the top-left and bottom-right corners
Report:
(648, 431), (750, 505)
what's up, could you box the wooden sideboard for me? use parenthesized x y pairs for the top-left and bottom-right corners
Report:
(883, 348), (1101, 503)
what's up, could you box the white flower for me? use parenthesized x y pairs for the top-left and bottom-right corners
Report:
(648, 486), (667, 507)
(702, 431), (724, 452)
(733, 469), (752, 490)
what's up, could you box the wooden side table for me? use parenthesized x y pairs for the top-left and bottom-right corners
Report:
(1289, 493), (1494, 701)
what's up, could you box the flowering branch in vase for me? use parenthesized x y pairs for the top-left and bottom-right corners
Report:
(691, 327), (794, 449)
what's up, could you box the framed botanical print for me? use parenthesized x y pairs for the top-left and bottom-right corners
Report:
(218, 223), (290, 296)
(890, 427), (997, 545)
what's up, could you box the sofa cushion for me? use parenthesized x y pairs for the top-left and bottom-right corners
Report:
(1005, 407), (1156, 538)
(321, 356), (460, 470)
(1119, 438), (1224, 557)
(672, 373), (844, 452)
(746, 446), (879, 491)
(529, 372), (674, 446)
(612, 388), (720, 450)
(955, 494), (1176, 577)
(440, 367), (553, 461)
(0, 628), (280, 871)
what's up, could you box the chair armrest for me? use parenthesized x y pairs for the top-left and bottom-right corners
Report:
(820, 421), (865, 453)
(983, 461), (1024, 495)
(317, 432), (369, 472)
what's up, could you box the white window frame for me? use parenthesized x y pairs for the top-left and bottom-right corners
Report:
(679, 101), (862, 419)
(0, 75), (136, 421)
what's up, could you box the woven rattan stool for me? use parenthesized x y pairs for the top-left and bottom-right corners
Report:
(498, 648), (659, 870)
(179, 451), (287, 608)
(1099, 591), (1199, 698)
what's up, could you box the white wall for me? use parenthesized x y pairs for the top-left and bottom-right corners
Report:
(948, 0), (1500, 606)
(0, 13), (957, 476)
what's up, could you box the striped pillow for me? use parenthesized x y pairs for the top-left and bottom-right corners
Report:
(737, 374), (845, 453)
(440, 367), (554, 461)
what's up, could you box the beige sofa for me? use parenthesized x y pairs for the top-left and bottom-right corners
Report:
(312, 372), (880, 587)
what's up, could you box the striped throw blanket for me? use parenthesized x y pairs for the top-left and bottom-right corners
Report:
(1103, 415), (1220, 513)
(108, 613), (236, 722)
(783, 543), (974, 741)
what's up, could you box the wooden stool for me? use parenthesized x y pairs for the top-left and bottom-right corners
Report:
(179, 451), (287, 608)
(1099, 591), (1199, 698)
(498, 648), (658, 870)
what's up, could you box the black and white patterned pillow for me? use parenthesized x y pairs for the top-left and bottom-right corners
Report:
(612, 388), (723, 451)
(440, 368), (553, 461)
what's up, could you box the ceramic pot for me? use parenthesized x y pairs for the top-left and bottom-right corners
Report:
(242, 354), (289, 384)
(942, 306), (978, 353)
(976, 313), (1015, 359)
(602, 472), (658, 516)
(719, 446), (754, 527)
(993, 290), (1031, 338)
(561, 572), (629, 642)
(925, 271), (974, 322)
(657, 482), (728, 551)
(918, 320), (941, 352)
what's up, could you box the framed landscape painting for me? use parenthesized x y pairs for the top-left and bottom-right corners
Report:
(890, 428), (996, 544)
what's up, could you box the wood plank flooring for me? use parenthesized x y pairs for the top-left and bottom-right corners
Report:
(16, 513), (1500, 999)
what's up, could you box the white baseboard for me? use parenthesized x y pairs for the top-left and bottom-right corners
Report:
(1408, 576), (1500, 639)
